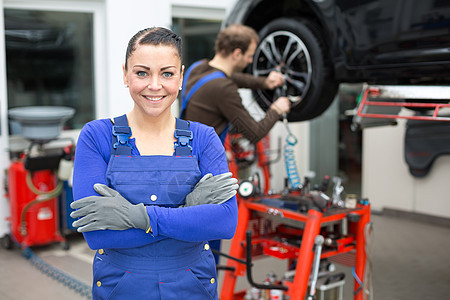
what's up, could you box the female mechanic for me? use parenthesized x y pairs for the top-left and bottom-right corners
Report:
(70, 27), (238, 300)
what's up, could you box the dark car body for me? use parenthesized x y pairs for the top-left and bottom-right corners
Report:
(224, 0), (450, 121)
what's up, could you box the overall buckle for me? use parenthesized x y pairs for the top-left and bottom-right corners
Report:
(174, 129), (193, 154)
(112, 126), (132, 149)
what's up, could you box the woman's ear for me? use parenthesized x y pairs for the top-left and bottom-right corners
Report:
(122, 64), (129, 87)
(179, 64), (185, 90)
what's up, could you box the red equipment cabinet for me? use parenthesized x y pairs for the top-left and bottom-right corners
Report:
(220, 197), (371, 300)
(8, 159), (64, 247)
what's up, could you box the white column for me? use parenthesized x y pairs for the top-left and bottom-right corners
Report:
(0, 0), (11, 237)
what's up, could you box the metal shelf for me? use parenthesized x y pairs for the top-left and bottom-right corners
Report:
(353, 84), (450, 129)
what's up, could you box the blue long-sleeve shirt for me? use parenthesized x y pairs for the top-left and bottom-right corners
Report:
(72, 118), (238, 250)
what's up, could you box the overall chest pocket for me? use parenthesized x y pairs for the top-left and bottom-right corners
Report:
(106, 156), (201, 207)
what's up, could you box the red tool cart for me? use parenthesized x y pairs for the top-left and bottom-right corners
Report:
(220, 192), (371, 300)
(221, 119), (371, 299)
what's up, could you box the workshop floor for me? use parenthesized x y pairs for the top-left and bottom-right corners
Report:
(0, 212), (449, 300)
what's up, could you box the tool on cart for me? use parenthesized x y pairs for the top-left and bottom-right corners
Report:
(332, 177), (345, 207)
(282, 115), (302, 190)
(238, 172), (262, 199)
(276, 80), (303, 191)
(307, 235), (325, 300)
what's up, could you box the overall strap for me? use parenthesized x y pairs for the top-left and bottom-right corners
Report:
(111, 114), (132, 155)
(180, 60), (203, 102)
(218, 123), (229, 145)
(174, 118), (193, 156)
(111, 116), (193, 156)
(180, 61), (226, 119)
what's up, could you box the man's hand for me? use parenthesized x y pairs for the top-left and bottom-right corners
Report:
(264, 71), (284, 90)
(270, 97), (291, 115)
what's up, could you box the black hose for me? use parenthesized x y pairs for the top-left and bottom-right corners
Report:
(245, 231), (288, 291)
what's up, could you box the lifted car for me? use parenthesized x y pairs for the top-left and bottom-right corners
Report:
(224, 0), (450, 121)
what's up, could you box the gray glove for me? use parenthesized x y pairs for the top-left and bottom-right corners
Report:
(70, 184), (150, 233)
(184, 172), (239, 207)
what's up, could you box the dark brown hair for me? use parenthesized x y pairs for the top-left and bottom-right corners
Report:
(124, 27), (182, 70)
(214, 24), (259, 57)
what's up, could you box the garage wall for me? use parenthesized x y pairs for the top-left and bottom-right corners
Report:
(0, 0), (10, 237)
(102, 0), (236, 118)
(362, 118), (450, 219)
(103, 0), (172, 118)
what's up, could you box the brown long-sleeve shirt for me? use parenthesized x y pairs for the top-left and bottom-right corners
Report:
(182, 60), (280, 144)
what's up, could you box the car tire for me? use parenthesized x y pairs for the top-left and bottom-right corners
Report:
(252, 18), (339, 122)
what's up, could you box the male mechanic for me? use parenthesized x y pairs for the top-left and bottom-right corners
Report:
(180, 24), (291, 144)
(180, 24), (291, 262)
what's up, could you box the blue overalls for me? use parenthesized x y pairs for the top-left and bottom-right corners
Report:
(91, 115), (218, 300)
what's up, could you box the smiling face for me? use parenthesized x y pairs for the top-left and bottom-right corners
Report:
(123, 44), (183, 119)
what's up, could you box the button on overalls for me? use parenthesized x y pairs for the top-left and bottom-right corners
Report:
(92, 115), (217, 300)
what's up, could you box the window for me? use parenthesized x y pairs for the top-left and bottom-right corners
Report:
(5, 8), (94, 130)
(172, 18), (221, 67)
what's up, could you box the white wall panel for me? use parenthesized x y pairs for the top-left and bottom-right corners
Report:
(0, 0), (11, 237)
(105, 0), (172, 118)
(362, 117), (450, 218)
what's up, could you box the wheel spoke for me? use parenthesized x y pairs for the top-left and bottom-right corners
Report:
(286, 76), (306, 92)
(260, 37), (279, 67)
(287, 69), (309, 81)
(255, 68), (272, 76)
(282, 35), (298, 64)
(267, 34), (283, 63)
(286, 46), (303, 67)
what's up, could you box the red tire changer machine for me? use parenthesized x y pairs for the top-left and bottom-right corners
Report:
(5, 106), (75, 249)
